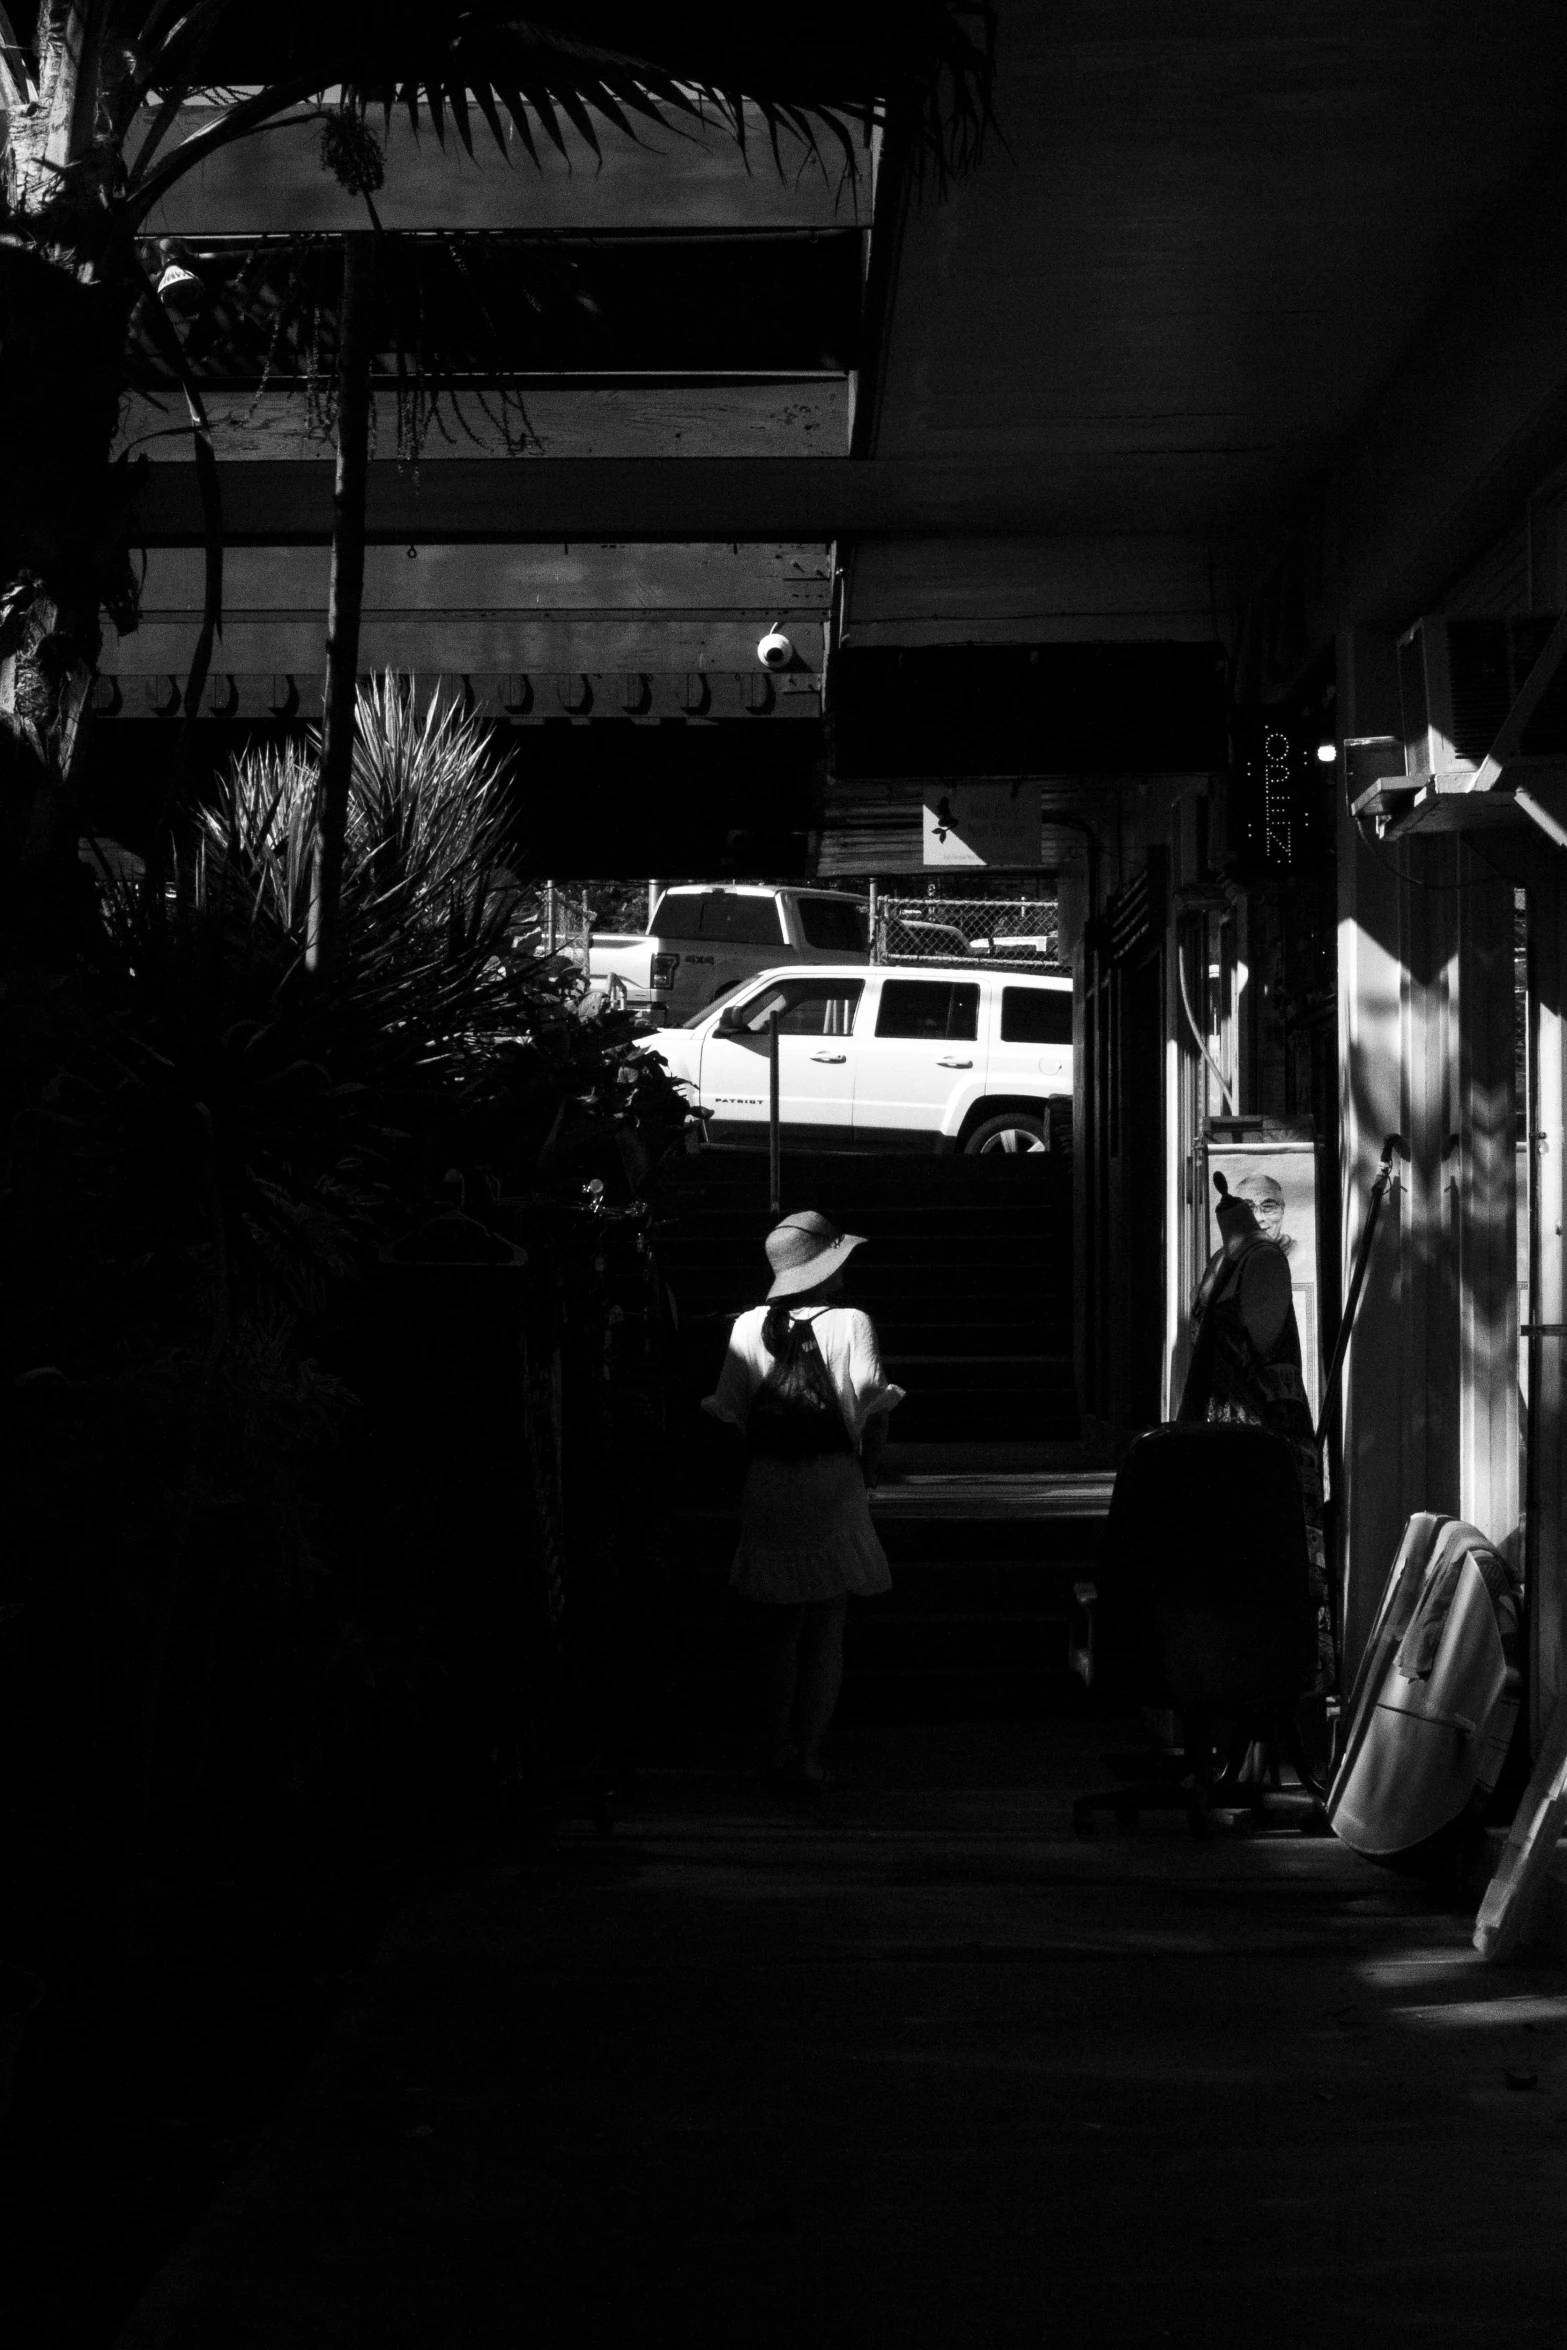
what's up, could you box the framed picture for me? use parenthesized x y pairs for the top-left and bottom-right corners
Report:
(1202, 1137), (1322, 1424)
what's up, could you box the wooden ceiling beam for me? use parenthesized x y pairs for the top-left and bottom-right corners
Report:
(141, 104), (863, 239)
(128, 453), (1264, 546)
(102, 613), (827, 677)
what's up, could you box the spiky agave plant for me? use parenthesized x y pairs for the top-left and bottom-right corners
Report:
(182, 678), (525, 1079)
(78, 674), (648, 1315)
(344, 674), (515, 976)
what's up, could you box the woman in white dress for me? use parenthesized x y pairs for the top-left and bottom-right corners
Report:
(703, 1210), (904, 1787)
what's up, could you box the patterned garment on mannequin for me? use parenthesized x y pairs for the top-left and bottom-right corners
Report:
(1179, 1232), (1335, 1692)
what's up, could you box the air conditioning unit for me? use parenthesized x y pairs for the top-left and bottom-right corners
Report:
(1397, 614), (1567, 776)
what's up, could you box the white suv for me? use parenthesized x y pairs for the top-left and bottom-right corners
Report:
(639, 962), (1073, 1153)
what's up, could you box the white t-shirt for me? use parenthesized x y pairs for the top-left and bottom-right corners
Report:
(702, 1304), (905, 1445)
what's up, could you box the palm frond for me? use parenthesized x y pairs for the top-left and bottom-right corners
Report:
(112, 3), (994, 220)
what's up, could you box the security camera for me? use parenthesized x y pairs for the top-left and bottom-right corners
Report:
(756, 627), (794, 672)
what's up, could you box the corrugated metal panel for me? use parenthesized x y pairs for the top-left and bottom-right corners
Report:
(816, 778), (923, 876)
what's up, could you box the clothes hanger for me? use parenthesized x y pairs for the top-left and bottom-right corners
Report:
(380, 1171), (528, 1267)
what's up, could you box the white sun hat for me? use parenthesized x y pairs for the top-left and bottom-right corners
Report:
(764, 1209), (866, 1300)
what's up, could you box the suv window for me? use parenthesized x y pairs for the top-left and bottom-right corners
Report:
(1000, 985), (1073, 1045)
(653, 893), (784, 946)
(729, 977), (864, 1037)
(797, 897), (867, 953)
(875, 980), (980, 1041)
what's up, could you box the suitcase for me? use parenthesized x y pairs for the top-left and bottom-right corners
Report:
(1095, 1422), (1319, 1712)
(1326, 1513), (1522, 1860)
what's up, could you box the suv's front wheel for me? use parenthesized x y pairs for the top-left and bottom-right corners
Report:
(964, 1111), (1047, 1156)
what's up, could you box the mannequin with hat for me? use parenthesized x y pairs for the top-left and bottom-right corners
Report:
(703, 1210), (905, 1788)
(1178, 1173), (1333, 1691)
(1181, 1172), (1294, 1384)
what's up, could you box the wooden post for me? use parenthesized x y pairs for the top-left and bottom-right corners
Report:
(1337, 637), (1528, 1701)
(1337, 631), (1422, 1683)
(867, 876), (879, 961)
(768, 1011), (782, 1214)
(308, 232), (374, 977)
(1455, 842), (1519, 1548)
(648, 878), (662, 927)
(1529, 863), (1567, 1753)
(545, 880), (557, 957)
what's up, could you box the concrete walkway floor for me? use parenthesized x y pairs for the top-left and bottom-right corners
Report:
(115, 1722), (1567, 2350)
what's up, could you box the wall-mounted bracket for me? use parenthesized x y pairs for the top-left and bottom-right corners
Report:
(1350, 613), (1567, 846)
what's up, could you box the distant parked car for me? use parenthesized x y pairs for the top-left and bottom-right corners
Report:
(968, 930), (1057, 961)
(577, 884), (868, 1022)
(881, 915), (1060, 966)
(883, 914), (973, 960)
(637, 962), (1073, 1153)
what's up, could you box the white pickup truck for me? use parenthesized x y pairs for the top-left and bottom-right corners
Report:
(583, 884), (869, 1023)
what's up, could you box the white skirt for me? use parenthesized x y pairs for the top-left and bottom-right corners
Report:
(731, 1451), (893, 1605)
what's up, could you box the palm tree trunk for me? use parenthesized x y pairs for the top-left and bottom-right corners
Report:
(308, 233), (375, 978)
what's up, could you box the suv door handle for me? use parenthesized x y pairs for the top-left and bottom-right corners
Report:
(810, 1051), (848, 1063)
(936, 1055), (974, 1067)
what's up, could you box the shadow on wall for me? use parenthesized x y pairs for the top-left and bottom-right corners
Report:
(1337, 834), (1525, 1684)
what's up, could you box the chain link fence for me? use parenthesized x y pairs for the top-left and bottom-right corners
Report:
(502, 883), (646, 967)
(509, 884), (1065, 985)
(876, 894), (1063, 971)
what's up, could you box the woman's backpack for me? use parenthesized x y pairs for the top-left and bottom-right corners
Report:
(748, 1311), (854, 1461)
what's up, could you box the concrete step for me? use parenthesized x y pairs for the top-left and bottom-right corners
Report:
(836, 1665), (1089, 1723)
(672, 1509), (1104, 1562)
(872, 1400), (1079, 1445)
(668, 1378), (1078, 1427)
(669, 1146), (1071, 1181)
(873, 1468), (1114, 1521)
(881, 1351), (1074, 1374)
(661, 1243), (1069, 1277)
(850, 1609), (1076, 1670)
(661, 1185), (1068, 1214)
(662, 1235), (1070, 1264)
(881, 1441), (1108, 1474)
(667, 1302), (1075, 1339)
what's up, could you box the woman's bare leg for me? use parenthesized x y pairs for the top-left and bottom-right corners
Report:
(792, 1596), (848, 1779)
(761, 1604), (803, 1768)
